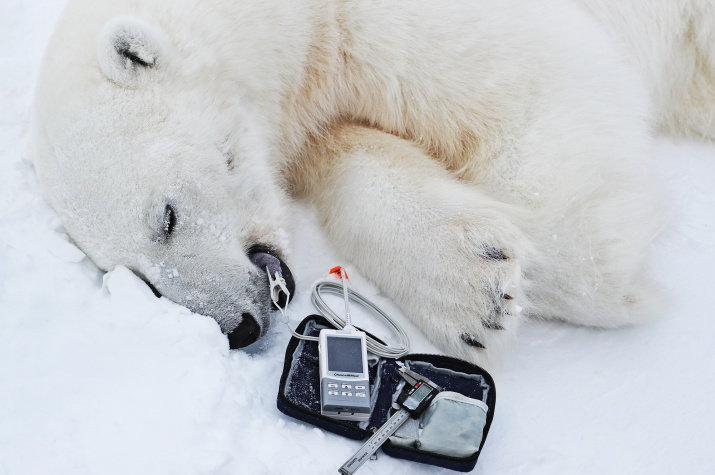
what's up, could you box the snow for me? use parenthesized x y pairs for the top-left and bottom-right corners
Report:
(1, 2), (714, 474)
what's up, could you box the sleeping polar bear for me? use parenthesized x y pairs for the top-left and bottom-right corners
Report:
(30, 0), (714, 367)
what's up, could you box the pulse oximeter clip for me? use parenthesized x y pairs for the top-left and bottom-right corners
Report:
(267, 266), (291, 322)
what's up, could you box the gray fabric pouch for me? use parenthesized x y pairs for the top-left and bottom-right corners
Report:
(389, 391), (488, 458)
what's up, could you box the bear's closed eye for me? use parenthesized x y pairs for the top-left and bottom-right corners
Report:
(163, 204), (177, 237)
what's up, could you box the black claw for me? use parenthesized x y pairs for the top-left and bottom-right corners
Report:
(461, 333), (486, 349)
(484, 321), (504, 330)
(503, 294), (514, 300)
(483, 246), (508, 260)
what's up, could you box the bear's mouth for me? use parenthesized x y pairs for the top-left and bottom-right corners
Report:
(246, 243), (295, 311)
(144, 280), (163, 298)
(221, 244), (296, 349)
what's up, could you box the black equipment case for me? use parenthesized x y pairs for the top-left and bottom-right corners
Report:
(276, 315), (496, 472)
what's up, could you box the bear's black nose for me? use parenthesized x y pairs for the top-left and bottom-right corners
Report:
(227, 314), (261, 349)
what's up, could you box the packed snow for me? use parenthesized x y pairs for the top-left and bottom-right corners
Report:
(1, 2), (714, 474)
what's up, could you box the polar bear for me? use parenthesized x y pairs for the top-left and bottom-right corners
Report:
(30, 0), (714, 366)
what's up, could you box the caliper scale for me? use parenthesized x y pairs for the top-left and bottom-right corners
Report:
(338, 366), (442, 475)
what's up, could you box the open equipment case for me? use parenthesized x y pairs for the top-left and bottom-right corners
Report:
(277, 315), (496, 472)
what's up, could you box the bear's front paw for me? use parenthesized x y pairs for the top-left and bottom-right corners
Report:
(401, 218), (532, 369)
(457, 244), (526, 366)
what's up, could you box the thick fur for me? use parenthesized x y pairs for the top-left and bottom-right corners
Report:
(576, 0), (715, 139)
(30, 0), (714, 368)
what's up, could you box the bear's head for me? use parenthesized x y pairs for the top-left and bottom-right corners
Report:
(29, 13), (296, 348)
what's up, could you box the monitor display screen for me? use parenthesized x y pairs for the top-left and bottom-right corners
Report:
(327, 336), (364, 373)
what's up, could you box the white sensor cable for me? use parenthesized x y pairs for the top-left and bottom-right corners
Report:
(340, 272), (353, 331)
(266, 267), (410, 359)
(311, 281), (410, 359)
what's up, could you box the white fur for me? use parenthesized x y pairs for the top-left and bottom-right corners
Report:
(30, 0), (714, 367)
(576, 0), (715, 139)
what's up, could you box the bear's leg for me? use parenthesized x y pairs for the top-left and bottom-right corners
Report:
(578, 0), (715, 140)
(293, 124), (534, 368)
(663, 2), (715, 141)
(688, 10), (715, 142)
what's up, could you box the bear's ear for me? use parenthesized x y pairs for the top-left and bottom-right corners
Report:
(97, 16), (169, 86)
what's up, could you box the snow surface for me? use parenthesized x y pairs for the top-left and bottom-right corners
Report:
(1, 2), (715, 474)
